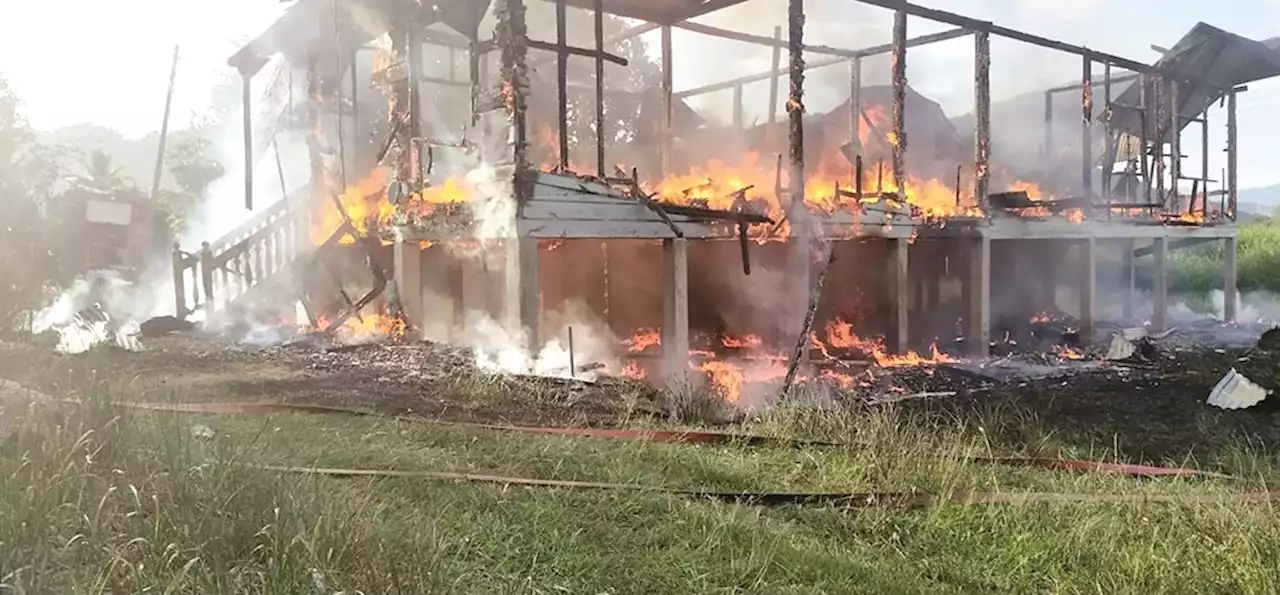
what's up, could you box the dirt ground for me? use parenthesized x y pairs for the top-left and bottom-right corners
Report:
(4, 322), (1280, 464)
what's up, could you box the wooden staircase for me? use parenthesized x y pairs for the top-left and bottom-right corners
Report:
(171, 187), (313, 321)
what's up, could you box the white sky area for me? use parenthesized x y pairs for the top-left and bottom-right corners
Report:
(0, 0), (1278, 187)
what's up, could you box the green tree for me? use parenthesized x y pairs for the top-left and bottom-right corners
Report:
(0, 78), (66, 333)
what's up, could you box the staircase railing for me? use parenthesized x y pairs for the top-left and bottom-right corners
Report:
(172, 188), (312, 319)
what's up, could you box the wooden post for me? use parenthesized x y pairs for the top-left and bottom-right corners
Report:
(1042, 92), (1053, 168)
(890, 10), (907, 193)
(1079, 238), (1096, 341)
(1168, 80), (1179, 212)
(171, 244), (186, 318)
(968, 236), (990, 357)
(787, 0), (806, 212)
(849, 56), (862, 175)
(1121, 238), (1135, 319)
(1200, 105), (1210, 216)
(1081, 55), (1092, 197)
(732, 83), (744, 129)
(1139, 76), (1151, 204)
(662, 237), (690, 384)
(1154, 81), (1164, 207)
(1152, 236), (1168, 332)
(888, 238), (909, 353)
(593, 0), (605, 176)
(660, 25), (673, 176)
(767, 25), (782, 143)
(242, 73), (254, 210)
(1102, 62), (1112, 203)
(1227, 88), (1238, 219)
(974, 31), (990, 211)
(497, 0), (530, 178)
(1224, 236), (1238, 323)
(555, 0), (569, 169)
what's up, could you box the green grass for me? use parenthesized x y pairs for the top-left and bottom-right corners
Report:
(1169, 216), (1280, 296)
(6, 378), (1280, 594)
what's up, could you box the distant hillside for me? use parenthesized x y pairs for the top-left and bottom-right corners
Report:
(1238, 183), (1280, 213)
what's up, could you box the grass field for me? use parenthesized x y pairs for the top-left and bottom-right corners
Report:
(4, 359), (1280, 594)
(1169, 216), (1280, 296)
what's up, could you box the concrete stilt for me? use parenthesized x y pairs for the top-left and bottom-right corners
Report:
(503, 237), (540, 346)
(661, 237), (690, 384)
(1040, 240), (1057, 313)
(459, 251), (488, 325)
(419, 245), (453, 341)
(392, 241), (423, 338)
(1121, 238), (1135, 319)
(888, 238), (909, 353)
(1224, 236), (1238, 323)
(1151, 237), (1168, 331)
(1079, 238), (1096, 341)
(968, 236), (991, 357)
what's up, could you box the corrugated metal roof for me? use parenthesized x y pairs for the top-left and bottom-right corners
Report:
(1110, 22), (1280, 140)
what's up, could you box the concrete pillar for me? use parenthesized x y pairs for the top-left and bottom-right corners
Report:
(1152, 237), (1168, 331)
(1121, 238), (1135, 319)
(1040, 240), (1057, 312)
(459, 253), (488, 324)
(888, 238), (909, 353)
(1224, 236), (1238, 323)
(968, 236), (991, 357)
(1079, 238), (1096, 341)
(661, 237), (689, 384)
(503, 237), (540, 346)
(420, 246), (453, 342)
(393, 241), (423, 336)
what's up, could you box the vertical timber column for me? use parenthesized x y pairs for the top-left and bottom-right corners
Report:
(660, 25), (673, 177)
(1224, 236), (1239, 323)
(497, 0), (530, 175)
(767, 26), (782, 145)
(849, 57), (862, 171)
(1079, 238), (1096, 341)
(661, 238), (690, 384)
(786, 0), (811, 367)
(1121, 238), (1135, 318)
(890, 10), (907, 193)
(242, 73), (254, 210)
(1168, 81), (1180, 213)
(393, 242), (424, 338)
(974, 31), (990, 210)
(1081, 56), (1092, 197)
(1227, 88), (1238, 219)
(504, 238), (541, 346)
(968, 236), (991, 357)
(1152, 237), (1168, 331)
(888, 238), (909, 353)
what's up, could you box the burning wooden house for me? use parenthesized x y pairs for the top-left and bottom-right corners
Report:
(173, 0), (1279, 401)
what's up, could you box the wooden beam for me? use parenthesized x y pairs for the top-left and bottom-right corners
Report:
(767, 26), (782, 135)
(555, 0), (569, 169)
(974, 31), (990, 210)
(849, 0), (1232, 92)
(661, 25), (673, 176)
(668, 0), (752, 24)
(1227, 88), (1238, 219)
(593, 0), (606, 177)
(675, 27), (971, 98)
(1081, 55), (1092, 197)
(526, 39), (627, 66)
(675, 20), (863, 58)
(890, 10), (907, 193)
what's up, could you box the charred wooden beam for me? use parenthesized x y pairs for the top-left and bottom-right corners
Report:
(526, 39), (628, 66)
(1047, 72), (1140, 93)
(890, 10), (907, 194)
(849, 57), (862, 163)
(675, 28), (970, 98)
(849, 0), (1233, 93)
(1138, 76), (1151, 204)
(1042, 91), (1052, 166)
(497, 0), (531, 183)
(1081, 55), (1092, 198)
(555, 0), (569, 169)
(676, 21), (865, 58)
(767, 25), (782, 139)
(593, 0), (606, 177)
(669, 0), (752, 23)
(1200, 103), (1210, 217)
(787, 0), (805, 216)
(1102, 62), (1113, 206)
(1168, 80), (1180, 212)
(660, 25), (673, 176)
(974, 31), (990, 211)
(1227, 88), (1238, 219)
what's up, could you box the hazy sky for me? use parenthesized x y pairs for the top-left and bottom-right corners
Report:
(0, 0), (1277, 186)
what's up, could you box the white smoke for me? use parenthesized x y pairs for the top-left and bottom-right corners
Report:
(462, 299), (620, 380)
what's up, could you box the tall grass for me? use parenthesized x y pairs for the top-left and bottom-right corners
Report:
(1169, 217), (1280, 295)
(0, 396), (446, 593)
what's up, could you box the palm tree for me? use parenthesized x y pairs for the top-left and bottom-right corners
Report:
(74, 149), (128, 191)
